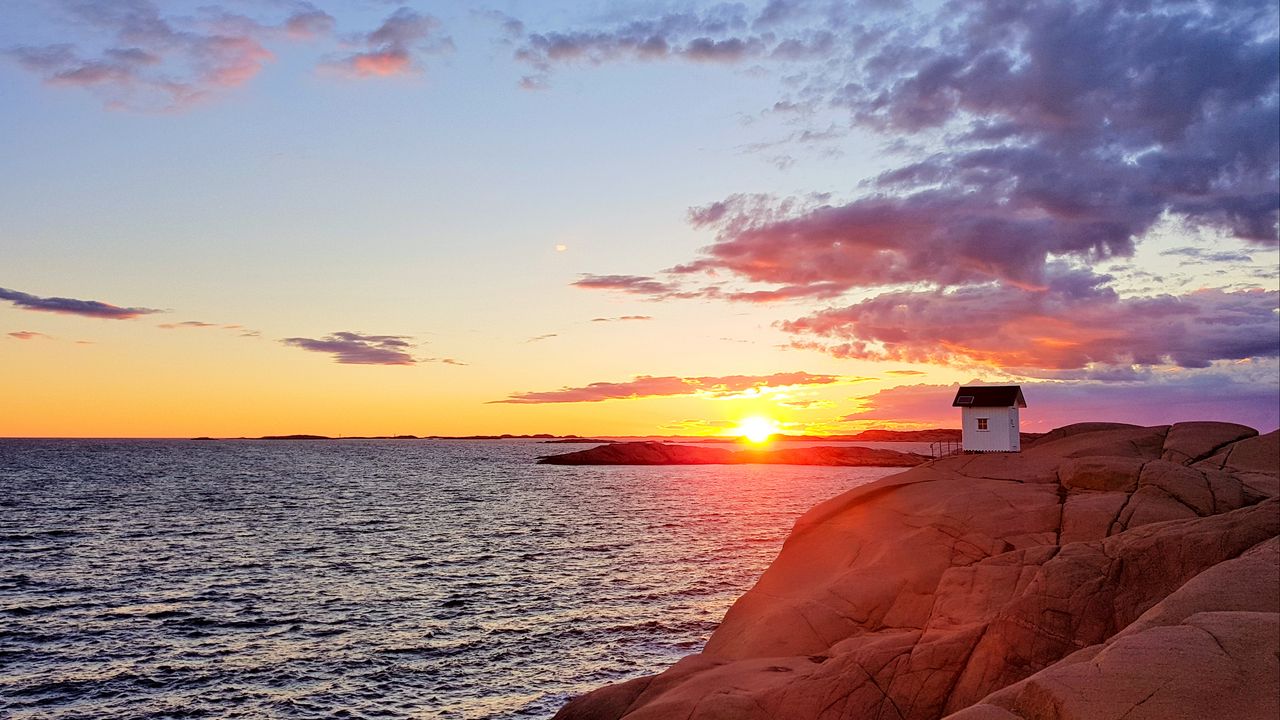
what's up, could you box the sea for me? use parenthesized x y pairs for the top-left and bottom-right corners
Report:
(0, 439), (912, 719)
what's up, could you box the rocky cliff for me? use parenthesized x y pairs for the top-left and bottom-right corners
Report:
(555, 422), (1279, 720)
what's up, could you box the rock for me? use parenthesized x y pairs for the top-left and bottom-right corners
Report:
(1058, 456), (1145, 492)
(555, 422), (1280, 720)
(1196, 430), (1280, 501)
(536, 441), (927, 467)
(1161, 421), (1257, 464)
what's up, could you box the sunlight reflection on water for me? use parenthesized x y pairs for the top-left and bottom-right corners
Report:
(0, 439), (900, 718)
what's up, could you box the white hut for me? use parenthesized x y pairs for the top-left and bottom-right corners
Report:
(952, 385), (1026, 452)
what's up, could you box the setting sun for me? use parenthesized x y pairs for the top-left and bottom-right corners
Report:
(734, 416), (780, 444)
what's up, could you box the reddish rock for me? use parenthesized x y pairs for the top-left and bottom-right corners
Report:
(554, 422), (1280, 720)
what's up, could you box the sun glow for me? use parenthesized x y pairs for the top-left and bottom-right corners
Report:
(734, 416), (780, 444)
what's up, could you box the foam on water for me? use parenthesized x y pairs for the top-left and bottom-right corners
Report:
(0, 439), (898, 718)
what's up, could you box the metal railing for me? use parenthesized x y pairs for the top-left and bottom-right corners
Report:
(928, 439), (963, 459)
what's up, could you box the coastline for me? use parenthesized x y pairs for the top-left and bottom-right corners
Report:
(555, 421), (1280, 719)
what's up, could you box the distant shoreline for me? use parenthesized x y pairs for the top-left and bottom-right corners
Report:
(184, 429), (1012, 443)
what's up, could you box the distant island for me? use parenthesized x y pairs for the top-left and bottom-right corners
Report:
(538, 441), (927, 467)
(189, 429), (1008, 443)
(193, 433), (579, 441)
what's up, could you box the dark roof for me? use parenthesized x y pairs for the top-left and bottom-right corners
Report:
(952, 385), (1027, 408)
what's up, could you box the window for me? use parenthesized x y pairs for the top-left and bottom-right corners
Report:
(956, 395), (975, 405)
(977, 418), (989, 431)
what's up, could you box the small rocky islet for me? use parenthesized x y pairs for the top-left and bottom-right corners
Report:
(555, 421), (1280, 720)
(537, 441), (928, 467)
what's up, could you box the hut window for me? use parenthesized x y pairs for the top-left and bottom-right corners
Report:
(977, 418), (989, 431)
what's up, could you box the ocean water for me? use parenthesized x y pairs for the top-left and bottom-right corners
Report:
(0, 439), (902, 719)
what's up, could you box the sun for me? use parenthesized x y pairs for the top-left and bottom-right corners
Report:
(735, 416), (779, 444)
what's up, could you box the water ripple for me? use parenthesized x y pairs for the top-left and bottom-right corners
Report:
(0, 439), (896, 718)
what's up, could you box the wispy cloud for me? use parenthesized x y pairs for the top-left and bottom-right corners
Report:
(156, 320), (261, 338)
(591, 315), (652, 322)
(572, 274), (689, 298)
(8, 330), (50, 340)
(324, 7), (452, 77)
(493, 371), (842, 404)
(0, 286), (161, 319)
(526, 333), (558, 343)
(281, 331), (416, 365)
(424, 357), (467, 366)
(509, 3), (838, 88)
(158, 320), (217, 329)
(4, 1), (336, 111)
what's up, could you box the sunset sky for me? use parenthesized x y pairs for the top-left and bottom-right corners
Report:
(2, 0), (1277, 438)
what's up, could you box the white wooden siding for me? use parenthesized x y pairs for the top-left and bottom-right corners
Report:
(962, 406), (1017, 452)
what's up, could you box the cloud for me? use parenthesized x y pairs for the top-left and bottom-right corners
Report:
(886, 369), (926, 376)
(325, 8), (452, 78)
(493, 371), (842, 404)
(511, 2), (843, 87)
(542, 0), (1278, 375)
(591, 315), (653, 322)
(783, 285), (1279, 370)
(281, 331), (416, 365)
(0, 286), (161, 319)
(3, 1), (334, 110)
(158, 320), (217, 329)
(1160, 246), (1255, 264)
(572, 274), (688, 298)
(844, 366), (1280, 432)
(526, 333), (558, 343)
(8, 331), (50, 340)
(777, 398), (835, 409)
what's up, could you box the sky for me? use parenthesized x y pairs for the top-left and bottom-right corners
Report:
(1, 0), (1277, 438)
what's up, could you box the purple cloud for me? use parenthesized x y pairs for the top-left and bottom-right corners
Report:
(8, 331), (50, 340)
(0, 286), (161, 319)
(281, 331), (416, 365)
(2, 1), (336, 111)
(572, 274), (688, 298)
(540, 0), (1277, 376)
(511, 3), (845, 87)
(784, 284), (1279, 370)
(493, 371), (842, 404)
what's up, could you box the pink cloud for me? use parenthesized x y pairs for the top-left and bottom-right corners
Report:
(3, 1), (332, 111)
(493, 371), (842, 404)
(784, 286), (1278, 370)
(8, 331), (50, 340)
(326, 8), (452, 78)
